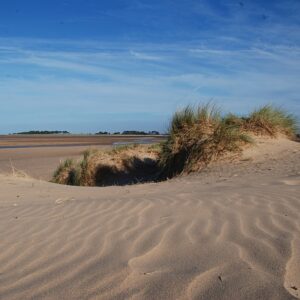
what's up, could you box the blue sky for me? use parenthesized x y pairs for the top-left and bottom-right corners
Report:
(0, 0), (300, 133)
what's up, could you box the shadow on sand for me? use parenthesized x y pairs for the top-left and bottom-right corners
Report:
(94, 156), (160, 186)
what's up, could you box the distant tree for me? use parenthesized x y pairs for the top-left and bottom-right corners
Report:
(148, 131), (160, 135)
(14, 130), (70, 134)
(122, 130), (147, 135)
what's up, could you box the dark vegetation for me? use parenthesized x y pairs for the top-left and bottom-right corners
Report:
(122, 130), (160, 135)
(96, 130), (160, 135)
(12, 130), (161, 135)
(52, 104), (298, 186)
(14, 130), (70, 135)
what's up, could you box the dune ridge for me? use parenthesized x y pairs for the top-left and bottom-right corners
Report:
(0, 138), (299, 299)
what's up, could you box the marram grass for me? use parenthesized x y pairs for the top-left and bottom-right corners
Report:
(52, 103), (297, 185)
(159, 104), (253, 178)
(243, 105), (297, 137)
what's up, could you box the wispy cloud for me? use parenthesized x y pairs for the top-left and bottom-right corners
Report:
(130, 50), (162, 61)
(1, 12), (300, 133)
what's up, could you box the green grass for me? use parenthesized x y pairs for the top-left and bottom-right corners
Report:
(51, 103), (297, 185)
(243, 105), (297, 137)
(159, 104), (252, 178)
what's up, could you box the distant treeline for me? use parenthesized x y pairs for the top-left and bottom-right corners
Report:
(14, 130), (70, 135)
(95, 130), (160, 135)
(12, 130), (162, 135)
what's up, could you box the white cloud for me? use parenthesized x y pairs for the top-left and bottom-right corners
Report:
(0, 37), (299, 133)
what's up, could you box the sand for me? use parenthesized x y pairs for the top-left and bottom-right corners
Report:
(0, 145), (109, 180)
(0, 135), (165, 148)
(0, 137), (299, 299)
(0, 135), (165, 180)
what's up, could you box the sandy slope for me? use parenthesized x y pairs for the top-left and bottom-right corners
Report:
(0, 138), (299, 299)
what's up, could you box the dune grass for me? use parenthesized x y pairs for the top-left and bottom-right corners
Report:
(52, 145), (160, 186)
(242, 105), (297, 137)
(52, 159), (81, 185)
(158, 104), (252, 178)
(52, 104), (297, 185)
(158, 104), (297, 178)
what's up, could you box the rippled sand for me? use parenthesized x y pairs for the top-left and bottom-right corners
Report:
(0, 137), (299, 299)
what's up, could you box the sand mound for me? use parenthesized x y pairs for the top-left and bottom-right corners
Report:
(0, 138), (299, 299)
(52, 145), (160, 186)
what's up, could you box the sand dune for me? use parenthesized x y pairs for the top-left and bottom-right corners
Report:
(0, 138), (299, 299)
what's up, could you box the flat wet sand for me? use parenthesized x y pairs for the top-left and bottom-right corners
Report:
(0, 135), (165, 180)
(0, 135), (165, 148)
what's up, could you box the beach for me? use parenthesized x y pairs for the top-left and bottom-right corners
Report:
(0, 136), (299, 299)
(0, 135), (165, 180)
(2, 0), (300, 298)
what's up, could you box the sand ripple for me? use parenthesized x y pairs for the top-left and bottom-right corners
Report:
(0, 173), (299, 299)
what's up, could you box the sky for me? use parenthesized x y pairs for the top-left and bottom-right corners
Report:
(0, 0), (300, 134)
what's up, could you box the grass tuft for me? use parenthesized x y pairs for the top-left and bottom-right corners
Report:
(159, 104), (252, 178)
(242, 105), (297, 137)
(52, 159), (81, 185)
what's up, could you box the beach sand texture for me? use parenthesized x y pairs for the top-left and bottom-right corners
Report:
(0, 137), (299, 299)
